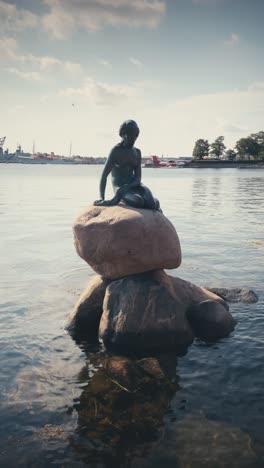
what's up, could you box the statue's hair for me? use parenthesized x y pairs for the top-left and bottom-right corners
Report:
(119, 120), (140, 137)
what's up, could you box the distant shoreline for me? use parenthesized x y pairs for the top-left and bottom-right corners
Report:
(188, 160), (264, 169)
(1, 156), (264, 169)
(0, 156), (104, 165)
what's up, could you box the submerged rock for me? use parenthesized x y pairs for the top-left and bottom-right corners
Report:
(66, 275), (111, 340)
(187, 299), (236, 341)
(73, 205), (181, 279)
(73, 354), (178, 455)
(99, 271), (229, 354)
(34, 424), (68, 443)
(173, 415), (256, 468)
(205, 287), (259, 304)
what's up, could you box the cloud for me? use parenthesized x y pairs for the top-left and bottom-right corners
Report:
(149, 86), (264, 153)
(0, 36), (17, 59)
(248, 81), (264, 92)
(98, 59), (112, 68)
(0, 0), (38, 32)
(25, 54), (82, 73)
(224, 33), (240, 46)
(129, 57), (143, 67)
(59, 77), (142, 105)
(42, 0), (166, 38)
(216, 119), (248, 134)
(0, 37), (82, 74)
(6, 67), (42, 81)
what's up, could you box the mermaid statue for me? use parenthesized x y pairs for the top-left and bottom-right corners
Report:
(94, 120), (161, 211)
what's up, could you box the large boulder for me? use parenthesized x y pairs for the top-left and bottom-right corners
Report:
(66, 275), (110, 340)
(99, 271), (230, 354)
(73, 205), (181, 279)
(186, 300), (236, 341)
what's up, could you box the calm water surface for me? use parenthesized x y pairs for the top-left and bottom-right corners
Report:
(0, 165), (263, 467)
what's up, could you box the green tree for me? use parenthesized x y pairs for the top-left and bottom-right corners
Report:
(192, 139), (210, 160)
(210, 136), (226, 159)
(250, 131), (264, 147)
(225, 149), (237, 161)
(250, 131), (264, 157)
(258, 150), (264, 160)
(235, 137), (260, 160)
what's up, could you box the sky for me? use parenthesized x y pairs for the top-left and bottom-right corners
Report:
(1, 0), (264, 157)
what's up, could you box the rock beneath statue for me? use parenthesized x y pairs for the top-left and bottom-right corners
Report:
(99, 271), (231, 354)
(73, 205), (181, 279)
(204, 286), (259, 304)
(66, 275), (111, 341)
(186, 300), (236, 341)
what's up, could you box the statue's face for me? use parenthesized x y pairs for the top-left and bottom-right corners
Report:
(122, 126), (138, 148)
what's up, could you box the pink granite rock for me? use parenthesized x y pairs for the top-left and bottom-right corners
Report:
(73, 205), (181, 279)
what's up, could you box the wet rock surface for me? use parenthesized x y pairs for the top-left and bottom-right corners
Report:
(99, 271), (231, 353)
(99, 273), (195, 354)
(187, 299), (236, 341)
(205, 287), (259, 304)
(66, 275), (110, 341)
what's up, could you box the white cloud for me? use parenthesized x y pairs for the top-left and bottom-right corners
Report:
(59, 77), (141, 105)
(224, 33), (240, 46)
(248, 81), (264, 92)
(0, 38), (82, 74)
(129, 57), (143, 67)
(143, 86), (264, 154)
(216, 118), (248, 135)
(6, 67), (42, 81)
(0, 36), (17, 59)
(42, 0), (166, 38)
(98, 59), (112, 68)
(25, 55), (82, 73)
(0, 0), (38, 32)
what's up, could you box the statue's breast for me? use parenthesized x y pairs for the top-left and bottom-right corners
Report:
(114, 148), (138, 169)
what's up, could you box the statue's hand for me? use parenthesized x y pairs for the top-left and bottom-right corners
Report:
(93, 199), (104, 206)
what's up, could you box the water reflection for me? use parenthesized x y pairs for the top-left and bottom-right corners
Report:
(236, 177), (264, 214)
(70, 352), (178, 466)
(192, 177), (208, 211)
(192, 176), (223, 213)
(209, 177), (222, 209)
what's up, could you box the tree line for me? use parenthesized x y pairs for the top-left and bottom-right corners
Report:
(192, 131), (264, 160)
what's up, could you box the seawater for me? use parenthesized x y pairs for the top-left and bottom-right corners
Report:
(0, 165), (263, 467)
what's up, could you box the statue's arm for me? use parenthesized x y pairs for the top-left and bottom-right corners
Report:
(98, 150), (115, 200)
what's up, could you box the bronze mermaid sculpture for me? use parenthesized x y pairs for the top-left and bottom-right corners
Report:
(94, 120), (161, 211)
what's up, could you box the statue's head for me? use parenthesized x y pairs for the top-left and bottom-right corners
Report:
(119, 120), (140, 148)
